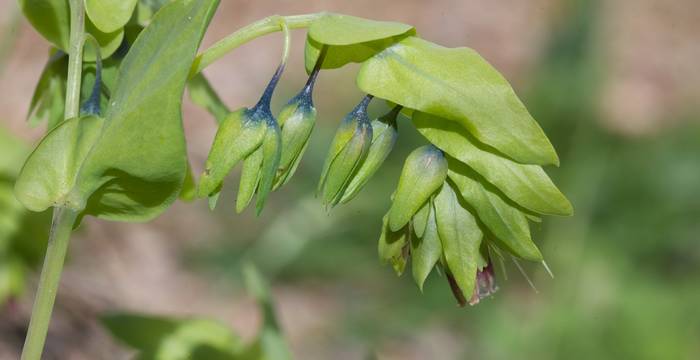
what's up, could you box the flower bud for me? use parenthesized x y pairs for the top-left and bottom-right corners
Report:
(317, 95), (374, 206)
(198, 109), (266, 198)
(198, 64), (284, 215)
(339, 106), (400, 204)
(388, 145), (447, 231)
(274, 88), (317, 189)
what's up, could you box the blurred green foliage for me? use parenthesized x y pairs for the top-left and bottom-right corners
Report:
(103, 264), (291, 360)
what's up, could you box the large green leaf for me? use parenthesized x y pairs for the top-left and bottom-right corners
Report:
(358, 36), (559, 166)
(74, 0), (220, 221)
(15, 0), (219, 221)
(85, 0), (138, 33)
(434, 182), (482, 297)
(304, 13), (414, 72)
(413, 111), (573, 216)
(447, 161), (542, 261)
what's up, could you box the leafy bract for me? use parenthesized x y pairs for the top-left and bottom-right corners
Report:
(304, 13), (414, 72)
(358, 36), (559, 166)
(447, 161), (542, 261)
(434, 182), (482, 297)
(85, 0), (138, 33)
(413, 111), (573, 216)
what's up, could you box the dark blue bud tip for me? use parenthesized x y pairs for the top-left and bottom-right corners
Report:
(252, 62), (286, 119)
(301, 45), (328, 100)
(353, 94), (374, 120)
(80, 44), (103, 116)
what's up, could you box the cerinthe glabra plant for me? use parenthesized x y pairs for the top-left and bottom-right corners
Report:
(13, 0), (573, 358)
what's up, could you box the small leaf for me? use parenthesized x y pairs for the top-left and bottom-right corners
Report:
(14, 116), (103, 212)
(447, 161), (542, 261)
(388, 145), (447, 231)
(413, 111), (573, 216)
(434, 182), (483, 298)
(304, 13), (415, 72)
(85, 0), (138, 33)
(358, 36), (559, 166)
(411, 203), (442, 291)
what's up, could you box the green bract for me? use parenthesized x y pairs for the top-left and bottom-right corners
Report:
(85, 0), (138, 33)
(413, 111), (572, 216)
(358, 36), (559, 166)
(304, 13), (415, 72)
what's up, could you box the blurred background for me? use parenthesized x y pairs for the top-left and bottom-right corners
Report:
(1, 0), (699, 359)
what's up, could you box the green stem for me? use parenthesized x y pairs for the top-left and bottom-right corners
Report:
(21, 1), (84, 359)
(63, 0), (85, 119)
(20, 207), (78, 360)
(189, 13), (323, 77)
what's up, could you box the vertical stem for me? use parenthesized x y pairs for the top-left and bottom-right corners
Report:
(64, 0), (85, 119)
(21, 1), (84, 359)
(20, 208), (78, 360)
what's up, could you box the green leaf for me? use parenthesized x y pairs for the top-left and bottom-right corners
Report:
(85, 0), (138, 33)
(67, 0), (220, 221)
(388, 145), (447, 231)
(358, 36), (559, 166)
(188, 73), (230, 124)
(434, 182), (483, 297)
(411, 203), (442, 291)
(447, 161), (542, 261)
(413, 111), (573, 216)
(14, 116), (103, 212)
(304, 13), (414, 72)
(19, 0), (125, 60)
